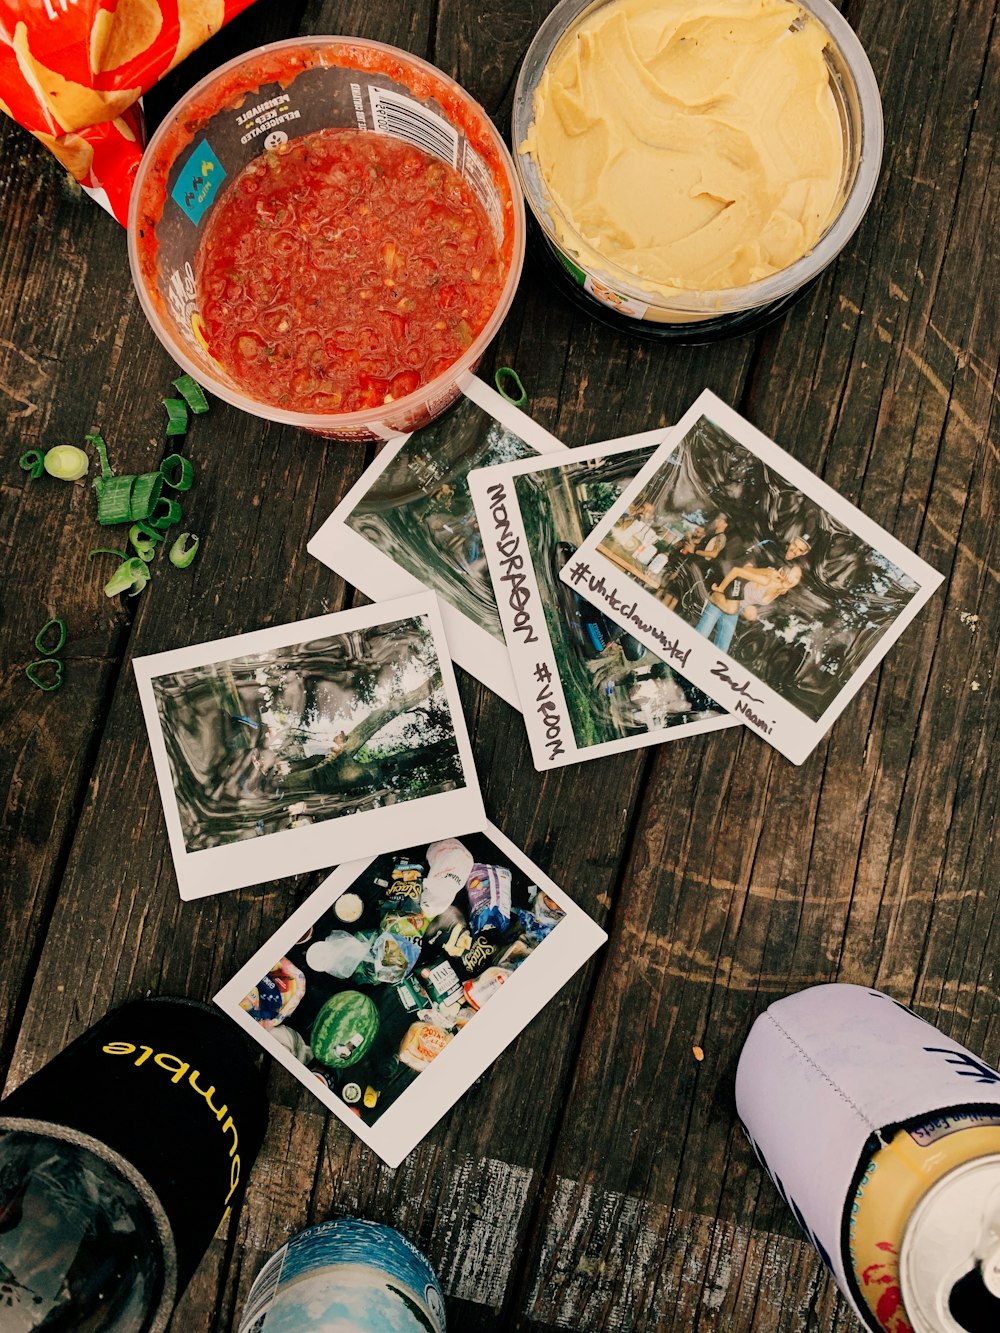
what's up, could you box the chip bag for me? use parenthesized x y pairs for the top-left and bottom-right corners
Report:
(0, 0), (258, 224)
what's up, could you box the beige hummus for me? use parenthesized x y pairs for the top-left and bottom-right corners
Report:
(524, 0), (845, 294)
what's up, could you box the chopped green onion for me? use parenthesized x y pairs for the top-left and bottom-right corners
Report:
(94, 475), (138, 526)
(26, 659), (64, 691)
(19, 449), (45, 479)
(131, 520), (166, 545)
(128, 472), (164, 520)
(160, 453), (194, 491)
(162, 398), (189, 437)
(147, 496), (183, 529)
(86, 432), (112, 478)
(44, 445), (89, 481)
(169, 532), (200, 568)
(34, 617), (67, 656)
(172, 374), (210, 414)
(103, 557), (151, 598)
(129, 524), (159, 562)
(494, 367), (528, 408)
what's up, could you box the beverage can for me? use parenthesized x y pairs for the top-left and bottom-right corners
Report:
(736, 984), (1000, 1333)
(237, 1218), (446, 1332)
(849, 1110), (1000, 1331)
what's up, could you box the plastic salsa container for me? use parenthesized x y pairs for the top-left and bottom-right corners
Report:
(513, 0), (884, 341)
(128, 37), (526, 440)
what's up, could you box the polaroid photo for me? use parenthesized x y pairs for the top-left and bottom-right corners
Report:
(134, 592), (484, 900)
(562, 391), (944, 765)
(307, 377), (567, 709)
(468, 435), (738, 770)
(214, 822), (606, 1166)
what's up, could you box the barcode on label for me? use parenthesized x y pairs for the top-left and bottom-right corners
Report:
(236, 1248), (287, 1332)
(462, 142), (504, 246)
(368, 87), (459, 167)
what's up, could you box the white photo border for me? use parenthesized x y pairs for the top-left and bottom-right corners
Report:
(307, 376), (567, 709)
(469, 433), (738, 770)
(563, 391), (944, 765)
(213, 819), (607, 1167)
(134, 592), (485, 900)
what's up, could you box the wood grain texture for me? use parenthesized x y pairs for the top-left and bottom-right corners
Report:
(0, 0), (997, 1329)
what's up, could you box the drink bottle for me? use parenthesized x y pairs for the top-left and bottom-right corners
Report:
(236, 1218), (446, 1333)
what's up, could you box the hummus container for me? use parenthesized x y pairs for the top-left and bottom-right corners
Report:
(513, 0), (883, 339)
(129, 38), (525, 440)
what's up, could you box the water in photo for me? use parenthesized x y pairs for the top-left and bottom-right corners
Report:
(343, 396), (539, 641)
(151, 614), (463, 851)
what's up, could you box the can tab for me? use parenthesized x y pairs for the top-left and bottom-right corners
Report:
(983, 1242), (1000, 1299)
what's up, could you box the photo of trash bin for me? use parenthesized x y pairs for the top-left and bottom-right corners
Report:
(233, 831), (568, 1127)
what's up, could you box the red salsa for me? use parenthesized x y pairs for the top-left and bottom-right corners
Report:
(194, 127), (505, 413)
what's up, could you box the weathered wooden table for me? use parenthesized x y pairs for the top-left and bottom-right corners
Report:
(2, 0), (997, 1328)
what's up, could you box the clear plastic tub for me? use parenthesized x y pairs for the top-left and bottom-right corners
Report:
(513, 0), (883, 339)
(129, 38), (525, 440)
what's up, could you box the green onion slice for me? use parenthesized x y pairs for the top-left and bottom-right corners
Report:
(44, 445), (89, 481)
(95, 475), (138, 526)
(34, 617), (67, 656)
(86, 432), (113, 477)
(494, 367), (528, 408)
(88, 548), (130, 563)
(160, 453), (194, 491)
(26, 658), (64, 691)
(103, 557), (151, 598)
(131, 520), (166, 545)
(128, 472), (164, 521)
(169, 532), (200, 568)
(147, 496), (183, 529)
(19, 449), (45, 479)
(128, 524), (159, 562)
(162, 398), (189, 437)
(172, 374), (210, 414)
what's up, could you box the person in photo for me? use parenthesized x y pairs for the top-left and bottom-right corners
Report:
(695, 563), (802, 652)
(661, 514), (728, 609)
(740, 530), (813, 568)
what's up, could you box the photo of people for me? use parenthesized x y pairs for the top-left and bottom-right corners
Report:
(150, 614), (464, 851)
(341, 394), (547, 642)
(513, 447), (726, 748)
(597, 413), (923, 723)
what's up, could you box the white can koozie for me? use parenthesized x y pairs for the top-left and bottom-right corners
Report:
(735, 984), (1000, 1331)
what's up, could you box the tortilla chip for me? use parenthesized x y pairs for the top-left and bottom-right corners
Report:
(90, 0), (164, 75)
(13, 21), (140, 133)
(33, 129), (95, 181)
(168, 0), (225, 72)
(113, 114), (137, 142)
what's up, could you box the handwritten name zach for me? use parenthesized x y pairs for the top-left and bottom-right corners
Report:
(709, 663), (773, 733)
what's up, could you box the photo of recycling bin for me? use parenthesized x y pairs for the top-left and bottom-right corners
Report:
(238, 833), (566, 1126)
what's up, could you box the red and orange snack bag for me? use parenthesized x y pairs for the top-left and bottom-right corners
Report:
(0, 0), (258, 224)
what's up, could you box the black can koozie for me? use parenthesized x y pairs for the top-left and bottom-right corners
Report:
(0, 997), (268, 1329)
